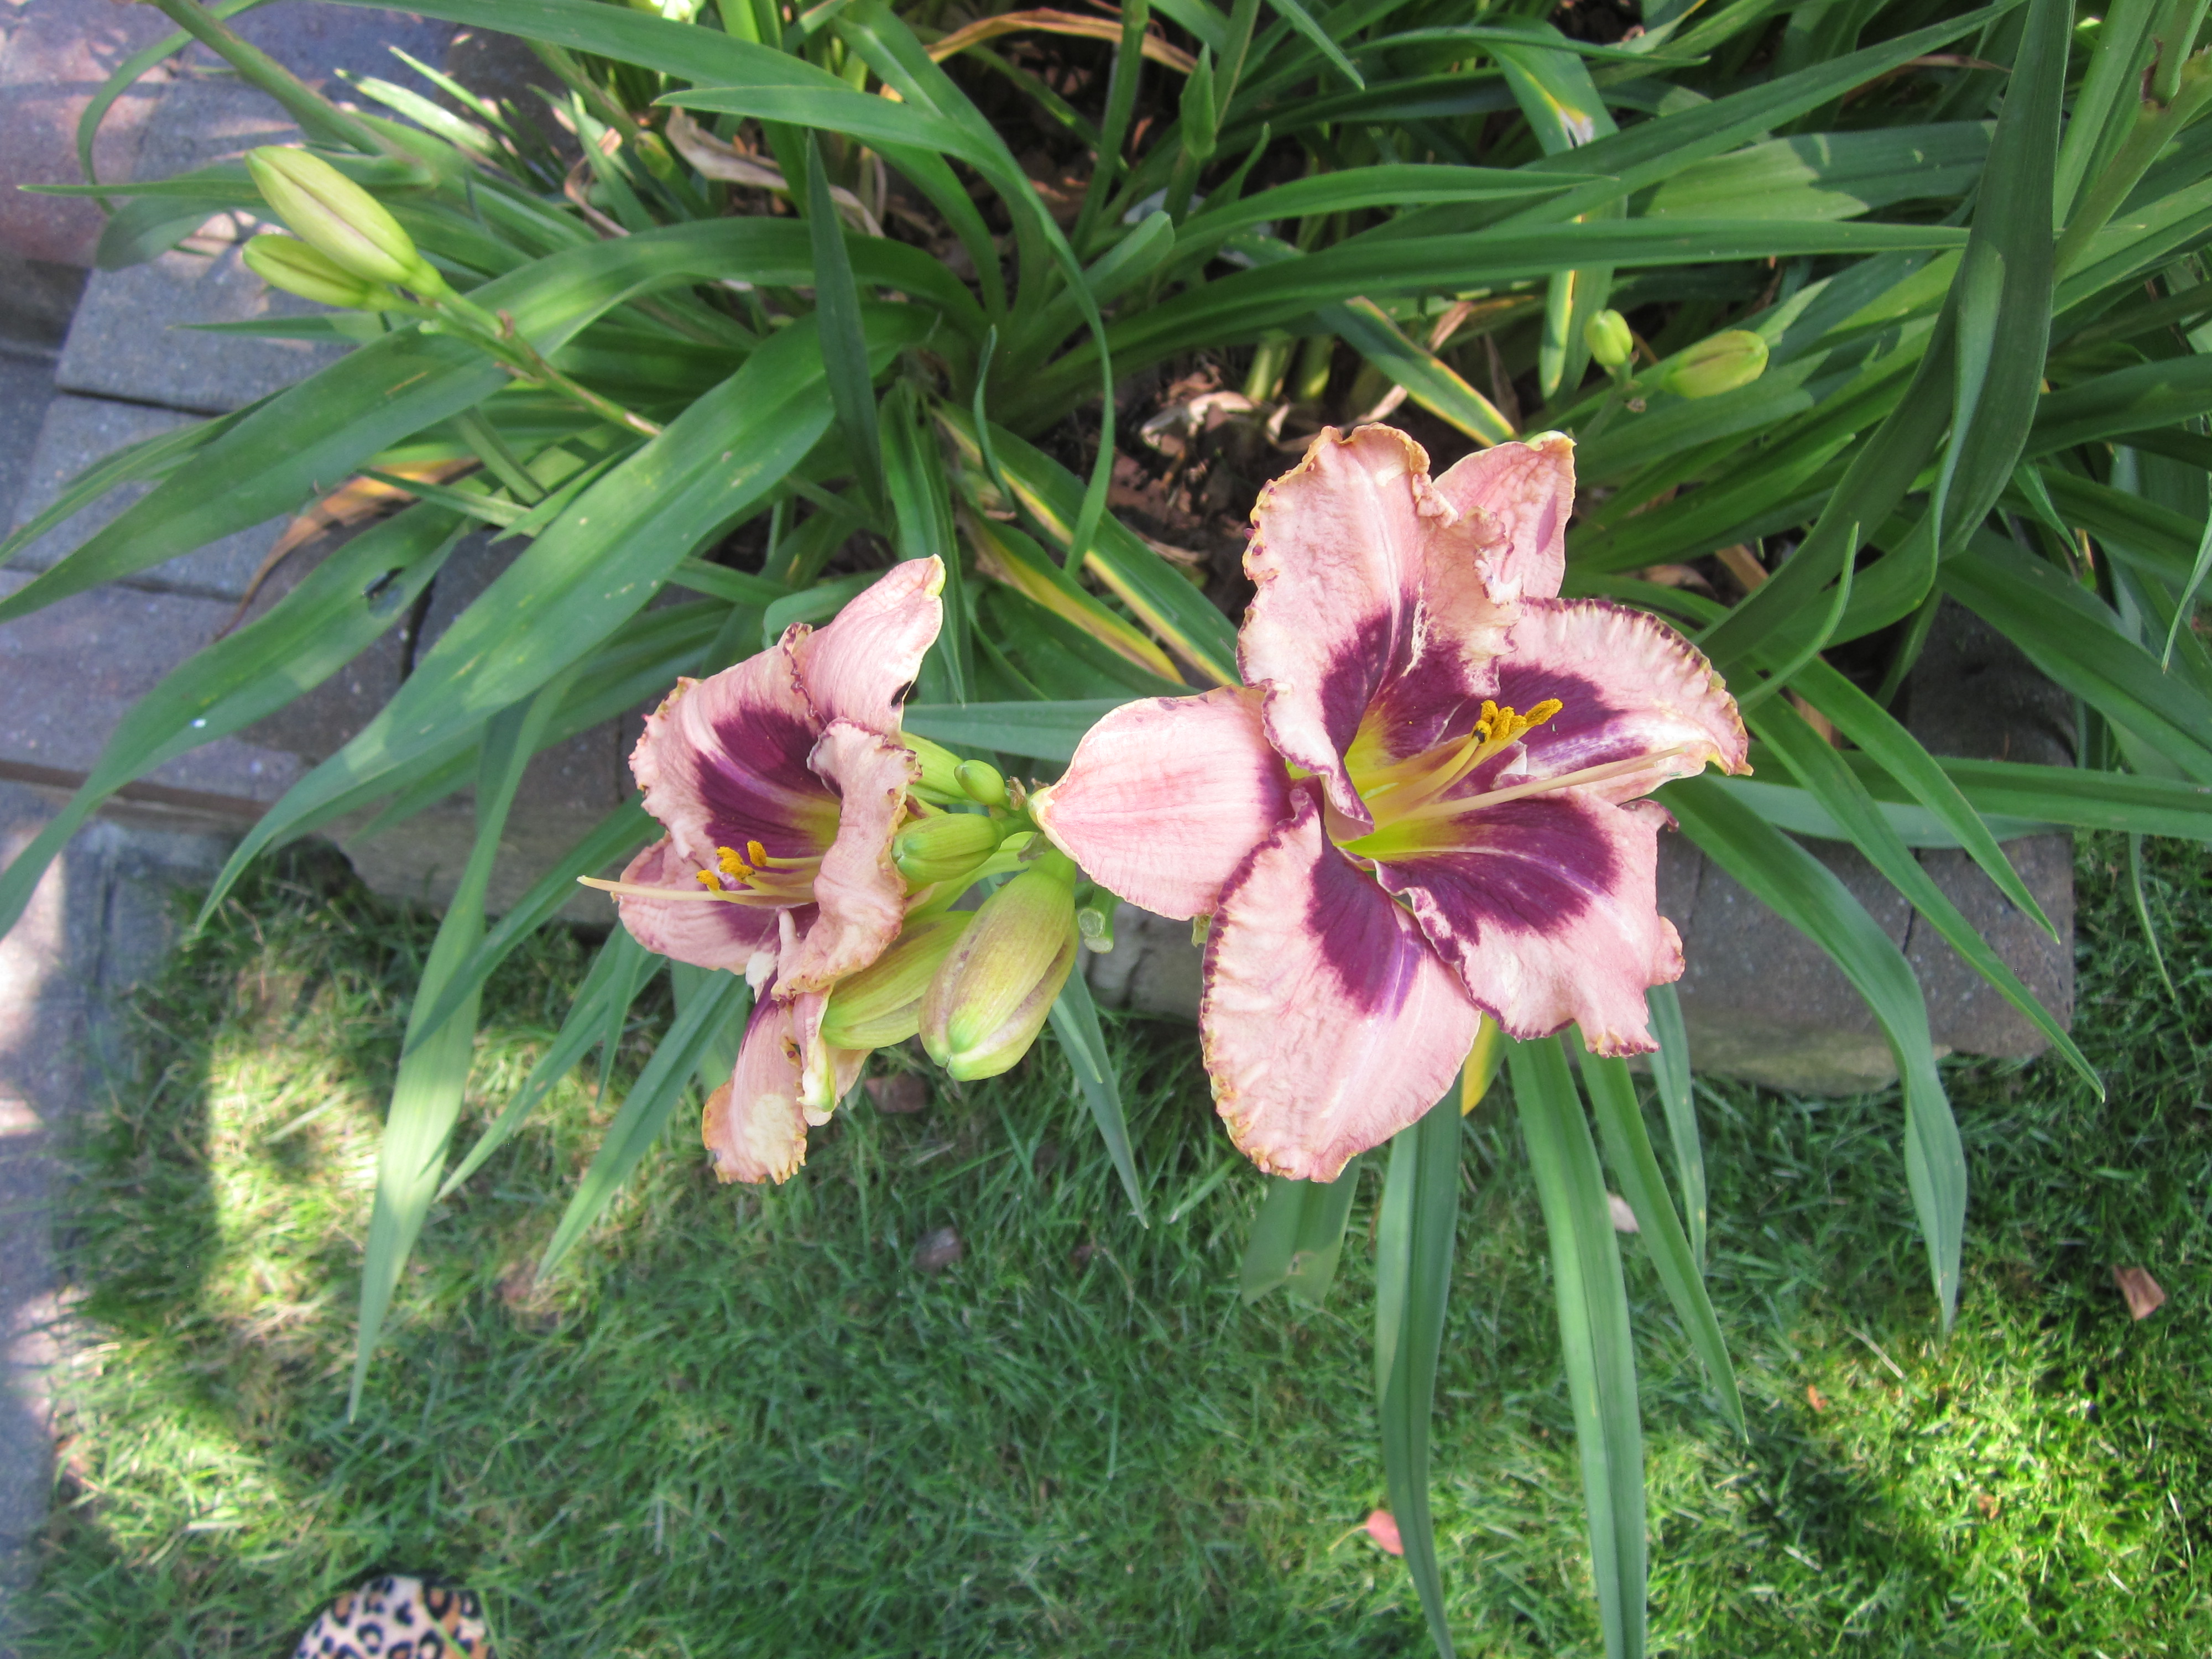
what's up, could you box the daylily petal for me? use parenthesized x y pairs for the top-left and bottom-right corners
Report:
(789, 990), (868, 1124)
(790, 556), (945, 734)
(629, 649), (838, 873)
(1433, 433), (1575, 603)
(1032, 686), (1291, 920)
(1376, 794), (1683, 1055)
(702, 996), (810, 1183)
(1202, 784), (1480, 1181)
(1489, 599), (1750, 802)
(775, 719), (919, 995)
(612, 838), (781, 981)
(1241, 426), (1516, 823)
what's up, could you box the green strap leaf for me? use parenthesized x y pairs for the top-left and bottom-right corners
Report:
(1374, 1088), (1462, 1659)
(1642, 984), (1704, 1268)
(437, 926), (660, 1201)
(351, 678), (569, 1416)
(1240, 1163), (1361, 1305)
(905, 699), (1134, 761)
(405, 799), (656, 1052)
(1048, 971), (1147, 1224)
(881, 385), (972, 703)
(1584, 1052), (1743, 1433)
(1506, 1037), (1645, 1659)
(805, 133), (888, 515)
(540, 971), (752, 1276)
(1665, 775), (1965, 1324)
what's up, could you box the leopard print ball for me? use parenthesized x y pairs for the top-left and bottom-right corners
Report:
(291, 1575), (494, 1659)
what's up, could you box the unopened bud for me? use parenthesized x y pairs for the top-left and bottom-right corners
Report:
(1661, 330), (1768, 399)
(904, 734), (969, 801)
(955, 759), (1006, 807)
(893, 812), (1003, 885)
(920, 853), (1079, 1080)
(1181, 46), (1218, 163)
(817, 913), (972, 1050)
(241, 233), (397, 310)
(246, 146), (444, 294)
(1584, 309), (1634, 371)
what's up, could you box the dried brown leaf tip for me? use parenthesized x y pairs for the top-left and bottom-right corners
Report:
(1806, 1385), (1829, 1412)
(2113, 1266), (2167, 1321)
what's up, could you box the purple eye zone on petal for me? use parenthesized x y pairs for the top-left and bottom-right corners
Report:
(1307, 835), (1434, 1015)
(1489, 664), (1618, 758)
(1380, 794), (1621, 937)
(1311, 611), (1395, 760)
(699, 705), (838, 858)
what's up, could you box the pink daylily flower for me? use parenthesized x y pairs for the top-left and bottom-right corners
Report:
(1033, 426), (1749, 1182)
(603, 558), (944, 1183)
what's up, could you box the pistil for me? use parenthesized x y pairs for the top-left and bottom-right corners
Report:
(1340, 744), (1694, 859)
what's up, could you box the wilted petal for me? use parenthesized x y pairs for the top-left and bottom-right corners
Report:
(789, 990), (869, 1124)
(1378, 795), (1683, 1055)
(629, 648), (838, 872)
(1241, 426), (1516, 825)
(776, 720), (919, 995)
(1433, 434), (1575, 603)
(1032, 686), (1291, 919)
(703, 997), (810, 1183)
(1203, 785), (1479, 1181)
(612, 838), (781, 979)
(1490, 599), (1749, 800)
(791, 556), (945, 734)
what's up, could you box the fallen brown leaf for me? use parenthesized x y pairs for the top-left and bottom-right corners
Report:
(1806, 1385), (1828, 1411)
(2114, 1265), (2167, 1321)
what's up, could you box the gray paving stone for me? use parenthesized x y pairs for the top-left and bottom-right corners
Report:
(7, 394), (283, 601)
(0, 569), (302, 805)
(0, 356), (59, 535)
(0, 782), (235, 1630)
(0, 253), (84, 358)
(55, 234), (345, 417)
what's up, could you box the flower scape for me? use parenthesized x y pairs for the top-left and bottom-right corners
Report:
(595, 424), (1747, 1187)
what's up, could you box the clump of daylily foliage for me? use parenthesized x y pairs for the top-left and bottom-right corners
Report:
(14, 0), (2212, 1648)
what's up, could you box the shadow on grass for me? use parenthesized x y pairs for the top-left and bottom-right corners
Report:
(19, 836), (2212, 1657)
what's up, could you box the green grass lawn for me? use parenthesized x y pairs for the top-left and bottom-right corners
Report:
(22, 833), (2210, 1657)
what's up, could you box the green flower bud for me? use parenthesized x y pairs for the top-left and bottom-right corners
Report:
(1584, 309), (1634, 371)
(920, 853), (1079, 1081)
(955, 759), (1007, 807)
(893, 812), (1004, 885)
(1181, 46), (1218, 163)
(241, 233), (397, 310)
(246, 146), (444, 294)
(904, 733), (969, 801)
(1661, 330), (1769, 399)
(816, 914), (972, 1050)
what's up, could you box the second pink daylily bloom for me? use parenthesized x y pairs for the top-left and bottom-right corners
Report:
(1034, 426), (1750, 1182)
(608, 558), (944, 1185)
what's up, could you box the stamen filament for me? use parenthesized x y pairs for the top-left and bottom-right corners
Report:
(578, 875), (742, 903)
(1381, 745), (1696, 830)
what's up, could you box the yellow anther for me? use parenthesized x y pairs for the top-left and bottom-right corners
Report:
(716, 846), (754, 880)
(746, 839), (770, 868)
(695, 869), (723, 892)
